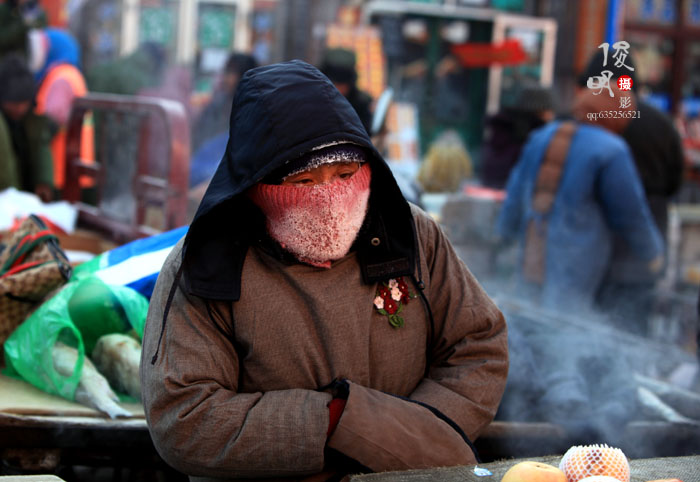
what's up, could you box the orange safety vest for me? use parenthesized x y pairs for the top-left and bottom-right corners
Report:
(35, 63), (95, 190)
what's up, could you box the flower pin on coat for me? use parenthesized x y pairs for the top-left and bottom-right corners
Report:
(373, 277), (415, 328)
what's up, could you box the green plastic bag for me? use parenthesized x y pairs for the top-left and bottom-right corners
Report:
(3, 295), (85, 400)
(67, 276), (148, 353)
(3, 274), (148, 401)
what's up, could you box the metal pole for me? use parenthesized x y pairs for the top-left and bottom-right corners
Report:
(605, 0), (621, 44)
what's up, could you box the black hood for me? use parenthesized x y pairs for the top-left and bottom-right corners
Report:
(184, 60), (416, 300)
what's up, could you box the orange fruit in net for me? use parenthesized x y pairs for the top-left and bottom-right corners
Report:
(559, 444), (630, 482)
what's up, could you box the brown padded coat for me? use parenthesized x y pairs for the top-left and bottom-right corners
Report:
(140, 205), (508, 481)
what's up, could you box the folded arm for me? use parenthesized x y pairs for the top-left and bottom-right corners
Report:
(141, 247), (331, 479)
(329, 210), (509, 471)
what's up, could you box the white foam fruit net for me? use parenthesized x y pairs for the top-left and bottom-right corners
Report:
(559, 444), (631, 482)
(577, 477), (627, 482)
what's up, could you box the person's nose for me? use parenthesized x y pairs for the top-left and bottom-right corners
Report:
(319, 173), (335, 184)
(316, 167), (339, 185)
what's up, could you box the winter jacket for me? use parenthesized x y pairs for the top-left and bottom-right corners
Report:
(0, 2), (47, 60)
(35, 63), (92, 190)
(33, 27), (82, 85)
(345, 86), (373, 135)
(0, 109), (54, 193)
(496, 121), (664, 313)
(140, 60), (508, 481)
(480, 110), (546, 190)
(33, 29), (91, 191)
(574, 92), (684, 284)
(604, 99), (684, 283)
(623, 100), (684, 214)
(191, 89), (234, 154)
(86, 49), (164, 96)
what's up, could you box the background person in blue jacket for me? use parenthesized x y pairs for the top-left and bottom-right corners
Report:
(496, 98), (664, 315)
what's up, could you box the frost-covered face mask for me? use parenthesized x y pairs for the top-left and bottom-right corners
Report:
(249, 163), (372, 268)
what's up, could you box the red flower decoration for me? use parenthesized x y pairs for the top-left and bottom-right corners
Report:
(372, 277), (416, 328)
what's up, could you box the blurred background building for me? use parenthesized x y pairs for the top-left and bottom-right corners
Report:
(1, 1), (700, 475)
(22, 0), (699, 338)
(34, 1), (698, 161)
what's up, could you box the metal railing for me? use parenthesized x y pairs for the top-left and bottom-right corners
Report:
(64, 93), (190, 244)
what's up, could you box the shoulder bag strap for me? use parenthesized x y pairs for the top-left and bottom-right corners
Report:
(523, 121), (578, 284)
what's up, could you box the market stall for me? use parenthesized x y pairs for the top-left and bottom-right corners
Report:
(0, 372), (178, 479)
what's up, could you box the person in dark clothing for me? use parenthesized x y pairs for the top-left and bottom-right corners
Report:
(0, 54), (54, 202)
(191, 52), (258, 155)
(320, 47), (374, 135)
(0, 0), (47, 60)
(86, 41), (167, 96)
(578, 50), (684, 236)
(481, 86), (555, 189)
(188, 52), (258, 217)
(578, 49), (685, 335)
(696, 287), (700, 391)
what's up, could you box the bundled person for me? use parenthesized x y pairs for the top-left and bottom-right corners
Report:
(481, 86), (555, 190)
(495, 84), (664, 315)
(28, 27), (94, 195)
(191, 51), (258, 154)
(576, 50), (685, 335)
(0, 53), (54, 202)
(189, 52), (258, 197)
(320, 47), (373, 135)
(140, 60), (508, 481)
(0, 0), (47, 60)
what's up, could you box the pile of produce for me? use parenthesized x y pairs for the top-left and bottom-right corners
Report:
(417, 130), (473, 193)
(500, 444), (683, 482)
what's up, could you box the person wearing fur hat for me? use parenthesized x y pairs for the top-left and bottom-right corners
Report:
(140, 60), (508, 480)
(0, 53), (54, 202)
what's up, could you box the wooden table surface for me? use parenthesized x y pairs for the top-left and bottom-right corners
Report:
(0, 373), (177, 478)
(0, 476), (66, 481)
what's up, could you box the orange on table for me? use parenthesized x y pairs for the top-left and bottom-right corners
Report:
(501, 461), (566, 482)
(559, 444), (630, 482)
